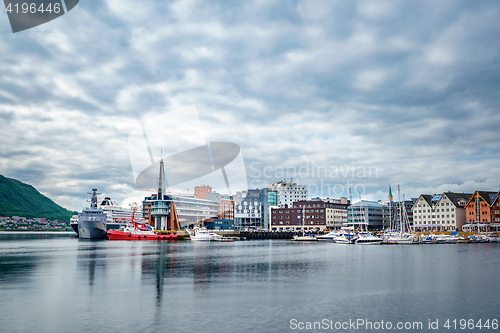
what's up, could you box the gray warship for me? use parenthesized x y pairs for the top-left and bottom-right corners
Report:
(78, 189), (107, 239)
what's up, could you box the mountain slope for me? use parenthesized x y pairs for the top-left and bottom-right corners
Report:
(0, 175), (76, 221)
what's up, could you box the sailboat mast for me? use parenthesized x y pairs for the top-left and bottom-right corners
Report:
(359, 194), (364, 232)
(302, 205), (305, 236)
(397, 185), (402, 233)
(402, 194), (406, 234)
(476, 191), (479, 234)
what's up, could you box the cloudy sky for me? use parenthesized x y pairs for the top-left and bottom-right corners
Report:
(1, 0), (499, 211)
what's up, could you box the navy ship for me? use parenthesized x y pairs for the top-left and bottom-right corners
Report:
(71, 196), (142, 236)
(78, 189), (107, 239)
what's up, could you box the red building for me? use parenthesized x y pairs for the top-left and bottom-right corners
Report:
(464, 191), (497, 224)
(491, 193), (500, 224)
(271, 200), (347, 231)
(194, 185), (212, 199)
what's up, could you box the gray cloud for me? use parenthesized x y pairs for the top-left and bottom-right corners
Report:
(0, 0), (499, 210)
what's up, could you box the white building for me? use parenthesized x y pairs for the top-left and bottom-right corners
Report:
(234, 189), (262, 229)
(320, 197), (349, 230)
(267, 180), (307, 208)
(412, 192), (471, 231)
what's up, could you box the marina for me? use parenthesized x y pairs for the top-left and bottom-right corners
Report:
(0, 232), (499, 333)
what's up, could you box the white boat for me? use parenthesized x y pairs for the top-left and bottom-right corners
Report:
(468, 234), (489, 243)
(316, 231), (341, 240)
(384, 233), (416, 245)
(292, 234), (319, 241)
(355, 232), (383, 245)
(486, 233), (500, 242)
(435, 235), (458, 244)
(334, 233), (358, 244)
(420, 234), (437, 244)
(209, 232), (235, 242)
(186, 227), (212, 241)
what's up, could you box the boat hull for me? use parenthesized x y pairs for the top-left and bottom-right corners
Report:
(190, 236), (211, 241)
(292, 236), (318, 241)
(107, 230), (178, 240)
(356, 240), (382, 245)
(71, 222), (78, 236)
(316, 232), (341, 240)
(78, 219), (107, 239)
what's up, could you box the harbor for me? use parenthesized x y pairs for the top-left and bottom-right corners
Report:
(0, 231), (499, 333)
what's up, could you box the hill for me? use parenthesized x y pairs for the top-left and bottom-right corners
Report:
(0, 175), (76, 222)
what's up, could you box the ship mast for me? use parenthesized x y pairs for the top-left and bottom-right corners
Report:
(87, 189), (101, 209)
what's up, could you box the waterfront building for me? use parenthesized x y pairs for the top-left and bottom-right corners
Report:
(271, 200), (323, 231)
(267, 180), (307, 208)
(203, 218), (234, 230)
(492, 193), (500, 224)
(194, 185), (235, 223)
(234, 189), (262, 229)
(347, 200), (384, 231)
(270, 199), (348, 231)
(411, 195), (433, 230)
(206, 192), (234, 221)
(412, 192), (471, 231)
(464, 191), (498, 225)
(142, 165), (218, 229)
(194, 185), (212, 199)
(141, 160), (180, 231)
(315, 197), (349, 230)
(143, 194), (218, 229)
(261, 188), (278, 230)
(234, 188), (279, 230)
(234, 181), (307, 230)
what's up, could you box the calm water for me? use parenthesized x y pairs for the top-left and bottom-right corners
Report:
(0, 232), (499, 333)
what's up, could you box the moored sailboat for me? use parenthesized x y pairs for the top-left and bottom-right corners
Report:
(292, 206), (318, 241)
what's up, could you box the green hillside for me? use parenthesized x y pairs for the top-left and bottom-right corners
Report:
(0, 175), (76, 222)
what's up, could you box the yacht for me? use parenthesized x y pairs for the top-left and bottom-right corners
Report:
(486, 233), (500, 243)
(334, 233), (358, 244)
(468, 234), (489, 243)
(420, 234), (437, 244)
(316, 231), (341, 241)
(186, 227), (212, 241)
(383, 232), (416, 245)
(334, 227), (358, 244)
(435, 234), (458, 244)
(292, 234), (319, 241)
(355, 232), (383, 245)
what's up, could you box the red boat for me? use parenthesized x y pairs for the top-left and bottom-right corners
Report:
(107, 222), (178, 241)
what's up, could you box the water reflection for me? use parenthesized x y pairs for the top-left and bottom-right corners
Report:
(2, 235), (499, 333)
(0, 232), (74, 283)
(76, 239), (108, 289)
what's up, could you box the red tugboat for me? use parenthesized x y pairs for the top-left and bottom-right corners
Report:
(106, 208), (178, 241)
